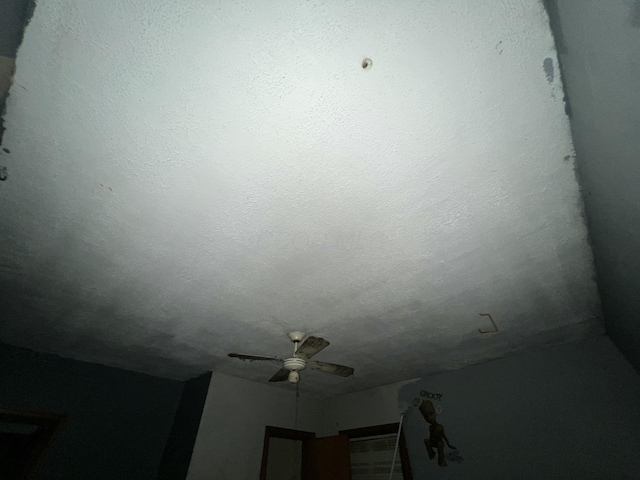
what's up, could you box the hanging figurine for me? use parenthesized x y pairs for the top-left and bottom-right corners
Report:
(419, 399), (456, 467)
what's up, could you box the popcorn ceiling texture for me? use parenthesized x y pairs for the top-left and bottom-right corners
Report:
(0, 0), (602, 396)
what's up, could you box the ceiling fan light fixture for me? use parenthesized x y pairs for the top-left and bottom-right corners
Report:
(288, 371), (300, 383)
(284, 357), (306, 371)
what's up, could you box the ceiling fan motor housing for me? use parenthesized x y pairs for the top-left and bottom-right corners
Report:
(284, 357), (306, 372)
(288, 331), (305, 343)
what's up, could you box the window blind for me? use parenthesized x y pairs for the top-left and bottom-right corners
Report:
(350, 434), (403, 480)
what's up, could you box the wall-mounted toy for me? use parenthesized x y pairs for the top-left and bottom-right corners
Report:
(446, 449), (464, 464)
(419, 400), (457, 467)
(478, 313), (499, 334)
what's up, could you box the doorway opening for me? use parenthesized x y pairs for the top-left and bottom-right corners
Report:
(259, 426), (315, 480)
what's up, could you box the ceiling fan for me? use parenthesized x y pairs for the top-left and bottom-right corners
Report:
(228, 331), (354, 384)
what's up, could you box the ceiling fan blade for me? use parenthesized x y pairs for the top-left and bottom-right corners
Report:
(228, 353), (282, 363)
(269, 368), (290, 382)
(307, 360), (354, 377)
(295, 336), (329, 359)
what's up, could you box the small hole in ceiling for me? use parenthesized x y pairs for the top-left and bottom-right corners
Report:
(362, 58), (372, 70)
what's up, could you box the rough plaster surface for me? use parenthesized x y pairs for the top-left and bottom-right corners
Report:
(0, 0), (602, 396)
(547, 0), (640, 371)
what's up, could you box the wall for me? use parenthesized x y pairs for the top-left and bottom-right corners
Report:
(0, 343), (183, 480)
(543, 0), (640, 371)
(0, 0), (34, 139)
(186, 373), (323, 480)
(0, 0), (33, 58)
(325, 336), (640, 479)
(158, 372), (212, 480)
(321, 379), (416, 437)
(265, 437), (302, 480)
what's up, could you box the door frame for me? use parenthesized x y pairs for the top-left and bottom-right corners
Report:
(259, 426), (316, 480)
(339, 422), (413, 480)
(0, 408), (68, 478)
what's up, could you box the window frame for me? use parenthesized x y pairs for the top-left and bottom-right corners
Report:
(339, 422), (413, 480)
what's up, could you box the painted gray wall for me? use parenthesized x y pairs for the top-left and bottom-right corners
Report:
(545, 0), (640, 370)
(0, 343), (183, 480)
(158, 372), (212, 480)
(0, 0), (33, 58)
(322, 379), (416, 437)
(325, 336), (640, 479)
(398, 336), (640, 478)
(0, 0), (34, 142)
(186, 372), (323, 480)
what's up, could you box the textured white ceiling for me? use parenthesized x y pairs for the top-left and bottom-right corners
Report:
(0, 0), (602, 397)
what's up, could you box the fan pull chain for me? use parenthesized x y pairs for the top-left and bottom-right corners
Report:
(294, 382), (300, 430)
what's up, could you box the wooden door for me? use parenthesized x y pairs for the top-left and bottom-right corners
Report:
(312, 434), (351, 480)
